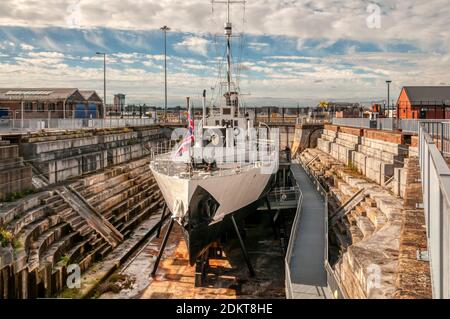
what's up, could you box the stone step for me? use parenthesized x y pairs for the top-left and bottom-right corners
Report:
(355, 216), (375, 238)
(27, 222), (71, 271)
(14, 215), (62, 256)
(106, 179), (157, 219)
(81, 173), (130, 198)
(348, 225), (364, 244)
(77, 242), (110, 272)
(78, 224), (94, 238)
(7, 205), (48, 236)
(98, 244), (112, 259)
(116, 198), (162, 232)
(41, 232), (79, 266)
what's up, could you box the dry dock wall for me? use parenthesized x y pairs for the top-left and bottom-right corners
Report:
(0, 139), (32, 200)
(19, 127), (165, 184)
(317, 125), (409, 192)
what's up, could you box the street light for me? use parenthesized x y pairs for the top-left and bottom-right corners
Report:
(160, 26), (170, 122)
(96, 52), (107, 121)
(386, 80), (392, 117)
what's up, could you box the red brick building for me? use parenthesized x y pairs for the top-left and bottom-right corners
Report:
(396, 86), (450, 119)
(0, 88), (104, 119)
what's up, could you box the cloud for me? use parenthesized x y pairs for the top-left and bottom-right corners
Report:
(248, 42), (270, 52)
(174, 36), (209, 56)
(0, 0), (448, 50)
(28, 51), (64, 59)
(20, 43), (34, 50)
(0, 1), (449, 106)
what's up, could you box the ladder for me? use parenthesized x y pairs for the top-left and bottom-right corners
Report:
(329, 189), (366, 226)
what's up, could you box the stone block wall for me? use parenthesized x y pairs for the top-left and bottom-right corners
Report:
(19, 127), (165, 184)
(0, 139), (32, 200)
(317, 125), (409, 188)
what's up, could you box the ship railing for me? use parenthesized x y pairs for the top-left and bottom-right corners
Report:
(267, 186), (301, 207)
(150, 154), (279, 179)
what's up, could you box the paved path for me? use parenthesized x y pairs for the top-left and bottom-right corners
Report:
(288, 163), (331, 299)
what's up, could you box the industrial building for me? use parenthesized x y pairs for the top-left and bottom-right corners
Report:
(396, 86), (450, 119)
(114, 94), (126, 114)
(0, 88), (104, 119)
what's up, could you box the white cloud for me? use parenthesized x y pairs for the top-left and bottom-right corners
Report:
(0, 0), (447, 50)
(248, 42), (269, 52)
(20, 43), (34, 51)
(174, 36), (209, 56)
(28, 51), (64, 59)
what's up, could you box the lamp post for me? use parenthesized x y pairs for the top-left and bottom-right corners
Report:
(386, 80), (392, 117)
(161, 26), (170, 122)
(21, 94), (24, 130)
(96, 52), (107, 122)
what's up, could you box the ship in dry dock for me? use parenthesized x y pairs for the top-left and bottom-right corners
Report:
(150, 0), (279, 267)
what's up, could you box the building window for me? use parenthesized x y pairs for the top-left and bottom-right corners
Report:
(24, 102), (33, 112)
(37, 102), (45, 112)
(48, 103), (56, 112)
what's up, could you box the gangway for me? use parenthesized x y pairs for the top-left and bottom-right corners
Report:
(285, 162), (331, 299)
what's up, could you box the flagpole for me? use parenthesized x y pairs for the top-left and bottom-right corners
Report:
(187, 97), (193, 176)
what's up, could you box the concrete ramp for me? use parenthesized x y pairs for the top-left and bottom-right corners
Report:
(56, 186), (123, 247)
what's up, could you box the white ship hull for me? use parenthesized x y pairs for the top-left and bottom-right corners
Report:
(151, 163), (274, 224)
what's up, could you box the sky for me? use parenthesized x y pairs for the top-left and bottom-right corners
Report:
(0, 0), (449, 107)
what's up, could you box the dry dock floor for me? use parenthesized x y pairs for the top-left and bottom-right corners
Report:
(99, 215), (288, 299)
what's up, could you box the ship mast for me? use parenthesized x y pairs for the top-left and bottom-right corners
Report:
(212, 0), (246, 98)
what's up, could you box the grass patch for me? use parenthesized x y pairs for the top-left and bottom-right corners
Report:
(347, 162), (359, 174)
(0, 228), (13, 248)
(59, 288), (82, 299)
(57, 255), (70, 267)
(3, 189), (37, 202)
(13, 239), (23, 250)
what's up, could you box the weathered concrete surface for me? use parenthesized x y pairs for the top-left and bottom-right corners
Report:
(99, 216), (287, 299)
(0, 154), (164, 299)
(317, 125), (408, 189)
(291, 124), (323, 156)
(394, 157), (432, 299)
(0, 139), (32, 200)
(19, 126), (165, 184)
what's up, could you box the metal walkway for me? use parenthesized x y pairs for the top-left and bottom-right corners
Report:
(286, 163), (331, 299)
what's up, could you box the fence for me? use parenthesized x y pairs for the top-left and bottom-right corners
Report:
(419, 122), (450, 299)
(331, 118), (450, 134)
(285, 185), (304, 299)
(0, 118), (157, 132)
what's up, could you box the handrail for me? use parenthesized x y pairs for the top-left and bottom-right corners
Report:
(419, 122), (450, 298)
(285, 183), (304, 299)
